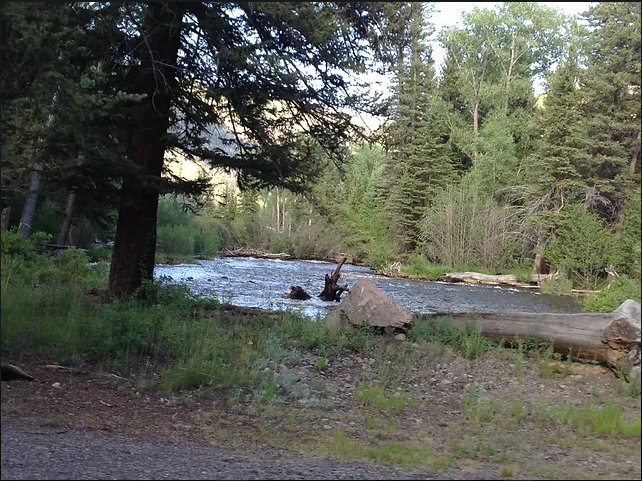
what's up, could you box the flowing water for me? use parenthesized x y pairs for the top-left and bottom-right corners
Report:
(155, 257), (582, 318)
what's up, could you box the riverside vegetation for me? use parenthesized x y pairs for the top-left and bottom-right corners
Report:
(2, 2), (640, 478)
(1, 233), (640, 480)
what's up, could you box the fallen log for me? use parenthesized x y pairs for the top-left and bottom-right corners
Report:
(320, 257), (349, 302)
(283, 285), (311, 300)
(218, 248), (293, 261)
(440, 271), (558, 287)
(1, 363), (35, 382)
(419, 299), (641, 376)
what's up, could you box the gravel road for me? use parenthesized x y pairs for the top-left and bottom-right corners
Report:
(1, 417), (499, 480)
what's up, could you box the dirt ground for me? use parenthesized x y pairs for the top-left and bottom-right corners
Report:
(2, 333), (640, 481)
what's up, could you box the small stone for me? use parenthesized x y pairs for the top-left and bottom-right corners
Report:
(368, 358), (376, 366)
(431, 378), (437, 383)
(441, 379), (452, 385)
(394, 333), (406, 341)
(323, 425), (332, 430)
(52, 382), (61, 389)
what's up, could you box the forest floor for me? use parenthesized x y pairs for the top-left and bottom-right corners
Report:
(2, 305), (640, 480)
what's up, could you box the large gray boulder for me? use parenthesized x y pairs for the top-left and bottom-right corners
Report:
(324, 279), (412, 331)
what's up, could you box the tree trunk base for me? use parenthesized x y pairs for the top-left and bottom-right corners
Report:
(320, 257), (349, 302)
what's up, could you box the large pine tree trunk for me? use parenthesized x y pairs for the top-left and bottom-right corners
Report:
(108, 3), (185, 298)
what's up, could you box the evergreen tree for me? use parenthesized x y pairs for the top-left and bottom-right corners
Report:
(384, 2), (454, 252)
(93, 2), (403, 296)
(527, 37), (591, 212)
(578, 2), (641, 223)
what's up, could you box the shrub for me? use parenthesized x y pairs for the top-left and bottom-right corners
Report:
(544, 205), (611, 289)
(584, 277), (642, 313)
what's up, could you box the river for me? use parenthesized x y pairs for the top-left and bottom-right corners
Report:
(154, 257), (581, 318)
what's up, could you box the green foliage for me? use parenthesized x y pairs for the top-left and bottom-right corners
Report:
(1, 229), (36, 258)
(354, 380), (406, 416)
(383, 3), (455, 252)
(86, 246), (113, 262)
(408, 316), (488, 359)
(584, 277), (642, 313)
(539, 270), (573, 296)
(400, 253), (451, 278)
(462, 383), (499, 422)
(156, 197), (220, 258)
(550, 400), (641, 438)
(1, 1), (639, 294)
(611, 190), (642, 278)
(544, 205), (611, 288)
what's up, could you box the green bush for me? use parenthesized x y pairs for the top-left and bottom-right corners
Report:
(540, 269), (574, 296)
(408, 316), (489, 359)
(1, 229), (34, 258)
(584, 277), (642, 313)
(87, 246), (113, 262)
(611, 190), (641, 278)
(157, 224), (195, 256)
(400, 253), (451, 278)
(544, 205), (611, 289)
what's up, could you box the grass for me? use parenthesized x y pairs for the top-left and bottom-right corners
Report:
(459, 386), (641, 440)
(0, 247), (374, 394)
(550, 400), (641, 438)
(2, 240), (640, 480)
(41, 415), (70, 427)
(354, 380), (406, 417)
(408, 316), (490, 359)
(327, 430), (447, 467)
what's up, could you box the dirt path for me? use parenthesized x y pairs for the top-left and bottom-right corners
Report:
(1, 416), (498, 480)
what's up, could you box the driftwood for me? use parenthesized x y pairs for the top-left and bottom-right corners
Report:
(283, 285), (312, 300)
(1, 363), (35, 382)
(218, 248), (293, 260)
(320, 257), (349, 302)
(440, 271), (558, 287)
(420, 300), (641, 376)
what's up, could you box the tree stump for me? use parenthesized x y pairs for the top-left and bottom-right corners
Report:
(283, 285), (312, 300)
(320, 257), (350, 302)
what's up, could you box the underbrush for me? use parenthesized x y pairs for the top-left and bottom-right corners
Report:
(1, 236), (375, 393)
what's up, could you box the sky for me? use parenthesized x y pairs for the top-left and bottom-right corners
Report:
(363, 1), (595, 97)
